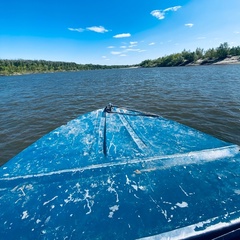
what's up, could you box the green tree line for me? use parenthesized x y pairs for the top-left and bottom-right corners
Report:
(139, 42), (240, 67)
(1, 42), (240, 75)
(0, 59), (131, 76)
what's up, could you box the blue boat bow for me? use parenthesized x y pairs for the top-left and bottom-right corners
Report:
(0, 106), (240, 239)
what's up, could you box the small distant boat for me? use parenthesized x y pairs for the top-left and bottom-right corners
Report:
(1, 104), (240, 239)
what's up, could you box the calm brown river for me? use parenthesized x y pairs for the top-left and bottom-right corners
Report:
(0, 65), (240, 165)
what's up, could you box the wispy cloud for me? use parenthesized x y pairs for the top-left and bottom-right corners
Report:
(109, 40), (146, 57)
(102, 56), (110, 60)
(113, 33), (131, 38)
(111, 51), (122, 55)
(130, 41), (138, 45)
(151, 6), (181, 20)
(126, 48), (141, 52)
(164, 6), (181, 12)
(149, 42), (155, 46)
(68, 26), (109, 33)
(68, 28), (85, 32)
(185, 23), (194, 28)
(107, 46), (115, 49)
(110, 48), (146, 57)
(129, 41), (138, 48)
(102, 56), (110, 61)
(234, 31), (240, 34)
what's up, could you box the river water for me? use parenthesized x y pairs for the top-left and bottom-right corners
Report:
(0, 65), (240, 166)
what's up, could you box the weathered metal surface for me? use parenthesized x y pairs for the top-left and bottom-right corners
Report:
(0, 106), (240, 239)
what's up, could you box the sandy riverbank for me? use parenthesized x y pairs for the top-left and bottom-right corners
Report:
(188, 56), (240, 66)
(213, 56), (240, 65)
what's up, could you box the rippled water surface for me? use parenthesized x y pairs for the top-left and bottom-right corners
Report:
(0, 65), (240, 165)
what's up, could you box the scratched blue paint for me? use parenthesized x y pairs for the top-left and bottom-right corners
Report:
(0, 106), (240, 239)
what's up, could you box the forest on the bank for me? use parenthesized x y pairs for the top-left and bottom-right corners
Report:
(0, 60), (131, 76)
(139, 42), (240, 67)
(1, 42), (240, 75)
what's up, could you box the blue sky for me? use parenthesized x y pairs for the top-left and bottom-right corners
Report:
(1, 0), (240, 65)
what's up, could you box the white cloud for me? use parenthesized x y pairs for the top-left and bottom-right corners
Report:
(197, 37), (206, 40)
(128, 41), (138, 48)
(151, 6), (181, 20)
(113, 33), (131, 38)
(68, 28), (85, 32)
(164, 6), (181, 12)
(234, 31), (240, 34)
(151, 10), (165, 20)
(68, 26), (109, 33)
(126, 48), (141, 52)
(107, 46), (115, 48)
(185, 23), (194, 28)
(108, 41), (146, 57)
(149, 42), (155, 46)
(111, 51), (122, 55)
(87, 26), (109, 33)
(109, 47), (146, 57)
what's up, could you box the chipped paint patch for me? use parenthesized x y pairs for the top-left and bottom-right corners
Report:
(126, 175), (131, 184)
(84, 189), (94, 215)
(36, 219), (41, 224)
(179, 185), (189, 197)
(43, 196), (58, 206)
(176, 202), (188, 208)
(131, 184), (138, 191)
(107, 177), (119, 202)
(108, 205), (119, 218)
(234, 189), (240, 195)
(21, 211), (29, 220)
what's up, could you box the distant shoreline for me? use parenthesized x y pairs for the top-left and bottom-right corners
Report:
(1, 59), (239, 77)
(0, 55), (240, 76)
(1, 56), (239, 77)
